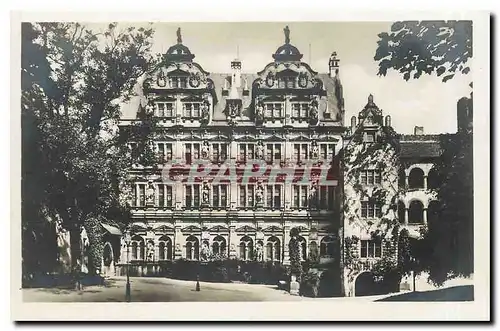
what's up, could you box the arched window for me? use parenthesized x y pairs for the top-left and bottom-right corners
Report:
(266, 236), (281, 262)
(185, 235), (199, 260)
(397, 201), (406, 224)
(408, 200), (424, 224)
(408, 168), (425, 189)
(103, 243), (113, 267)
(427, 168), (440, 190)
(320, 236), (335, 257)
(139, 241), (145, 260)
(309, 241), (319, 261)
(212, 235), (226, 257)
(131, 235), (144, 260)
(239, 236), (253, 261)
(158, 236), (172, 260)
(131, 242), (138, 260)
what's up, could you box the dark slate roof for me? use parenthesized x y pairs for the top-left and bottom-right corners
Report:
(399, 135), (442, 158)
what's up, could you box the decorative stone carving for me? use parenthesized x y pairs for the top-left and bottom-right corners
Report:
(201, 140), (210, 159)
(201, 98), (210, 124)
(201, 240), (210, 261)
(146, 241), (155, 261)
(266, 72), (275, 87)
(146, 181), (155, 205)
(157, 71), (166, 87)
(189, 73), (200, 88)
(256, 241), (264, 262)
(202, 181), (210, 205)
(255, 100), (264, 124)
(309, 98), (319, 124)
(255, 140), (264, 159)
(255, 182), (264, 205)
(311, 140), (319, 159)
(298, 72), (308, 88)
(145, 99), (155, 115)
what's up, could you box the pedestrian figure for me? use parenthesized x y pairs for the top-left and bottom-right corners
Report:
(196, 275), (200, 292)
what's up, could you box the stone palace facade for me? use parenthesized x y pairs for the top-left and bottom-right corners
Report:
(105, 27), (472, 296)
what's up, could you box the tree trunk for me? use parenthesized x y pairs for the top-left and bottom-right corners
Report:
(69, 225), (81, 272)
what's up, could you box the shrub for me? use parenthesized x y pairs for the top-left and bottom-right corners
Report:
(300, 271), (320, 297)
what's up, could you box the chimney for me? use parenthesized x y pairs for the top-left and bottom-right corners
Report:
(414, 126), (424, 135)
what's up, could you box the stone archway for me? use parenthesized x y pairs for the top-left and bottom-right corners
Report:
(354, 272), (377, 297)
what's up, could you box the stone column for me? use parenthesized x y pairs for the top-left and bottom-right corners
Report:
(230, 140), (237, 161)
(405, 208), (409, 225)
(174, 225), (183, 259)
(284, 96), (291, 126)
(229, 224), (238, 259)
(423, 208), (427, 224)
(424, 175), (428, 190)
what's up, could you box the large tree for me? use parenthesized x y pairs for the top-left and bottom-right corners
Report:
(21, 22), (156, 277)
(374, 21), (474, 285)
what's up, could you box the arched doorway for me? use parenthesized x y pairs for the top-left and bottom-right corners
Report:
(354, 272), (378, 297)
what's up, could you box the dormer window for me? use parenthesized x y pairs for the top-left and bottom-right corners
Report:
(171, 77), (188, 88)
(279, 76), (296, 89)
(156, 102), (174, 118)
(364, 132), (375, 143)
(264, 103), (283, 119)
(292, 102), (309, 120)
(183, 102), (201, 118)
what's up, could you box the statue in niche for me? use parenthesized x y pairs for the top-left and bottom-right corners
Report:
(255, 140), (264, 159)
(201, 99), (210, 123)
(255, 182), (264, 204)
(201, 240), (210, 261)
(201, 140), (210, 159)
(310, 180), (318, 207)
(228, 103), (239, 117)
(256, 241), (264, 262)
(309, 98), (319, 123)
(146, 241), (155, 261)
(146, 181), (155, 204)
(202, 181), (210, 205)
(255, 101), (264, 123)
(311, 140), (319, 159)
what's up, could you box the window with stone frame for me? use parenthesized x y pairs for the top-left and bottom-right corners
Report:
(135, 184), (146, 207)
(212, 185), (228, 208)
(291, 102), (309, 119)
(184, 143), (200, 164)
(319, 143), (335, 161)
(156, 102), (174, 118)
(212, 143), (228, 162)
(157, 143), (173, 163)
(360, 240), (382, 258)
(318, 186), (335, 210)
(293, 185), (310, 209)
(293, 143), (309, 163)
(157, 184), (173, 207)
(266, 143), (282, 163)
(360, 169), (382, 186)
(360, 200), (382, 218)
(239, 143), (255, 162)
(185, 184), (201, 208)
(183, 102), (201, 118)
(265, 184), (282, 209)
(239, 184), (255, 208)
(264, 103), (283, 119)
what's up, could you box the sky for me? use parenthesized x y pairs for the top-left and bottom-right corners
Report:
(95, 22), (472, 134)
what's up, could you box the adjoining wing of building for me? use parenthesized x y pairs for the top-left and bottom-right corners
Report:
(108, 27), (473, 296)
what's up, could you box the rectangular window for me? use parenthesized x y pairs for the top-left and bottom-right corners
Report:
(172, 78), (179, 88)
(212, 185), (228, 208)
(157, 143), (173, 162)
(158, 185), (164, 207)
(317, 186), (335, 210)
(137, 184), (146, 207)
(179, 78), (187, 88)
(294, 143), (309, 162)
(264, 103), (283, 119)
(360, 240), (382, 258)
(239, 144), (255, 162)
(365, 132), (375, 143)
(156, 102), (174, 117)
(286, 77), (296, 89)
(292, 185), (309, 208)
(183, 103), (202, 118)
(361, 201), (382, 218)
(239, 185), (255, 207)
(185, 185), (201, 208)
(291, 103), (308, 119)
(265, 184), (282, 209)
(360, 169), (382, 186)
(320, 144), (335, 161)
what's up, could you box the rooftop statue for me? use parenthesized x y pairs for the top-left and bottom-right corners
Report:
(284, 25), (290, 44)
(177, 27), (182, 44)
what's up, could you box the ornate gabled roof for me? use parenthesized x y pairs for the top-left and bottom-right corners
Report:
(164, 28), (195, 63)
(272, 26), (303, 62)
(358, 94), (383, 125)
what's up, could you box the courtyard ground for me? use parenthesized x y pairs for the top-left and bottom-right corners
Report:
(22, 276), (474, 302)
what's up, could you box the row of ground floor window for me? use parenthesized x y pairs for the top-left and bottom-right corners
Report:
(115, 234), (385, 263)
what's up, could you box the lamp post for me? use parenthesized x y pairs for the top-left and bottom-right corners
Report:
(125, 231), (131, 302)
(411, 256), (416, 292)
